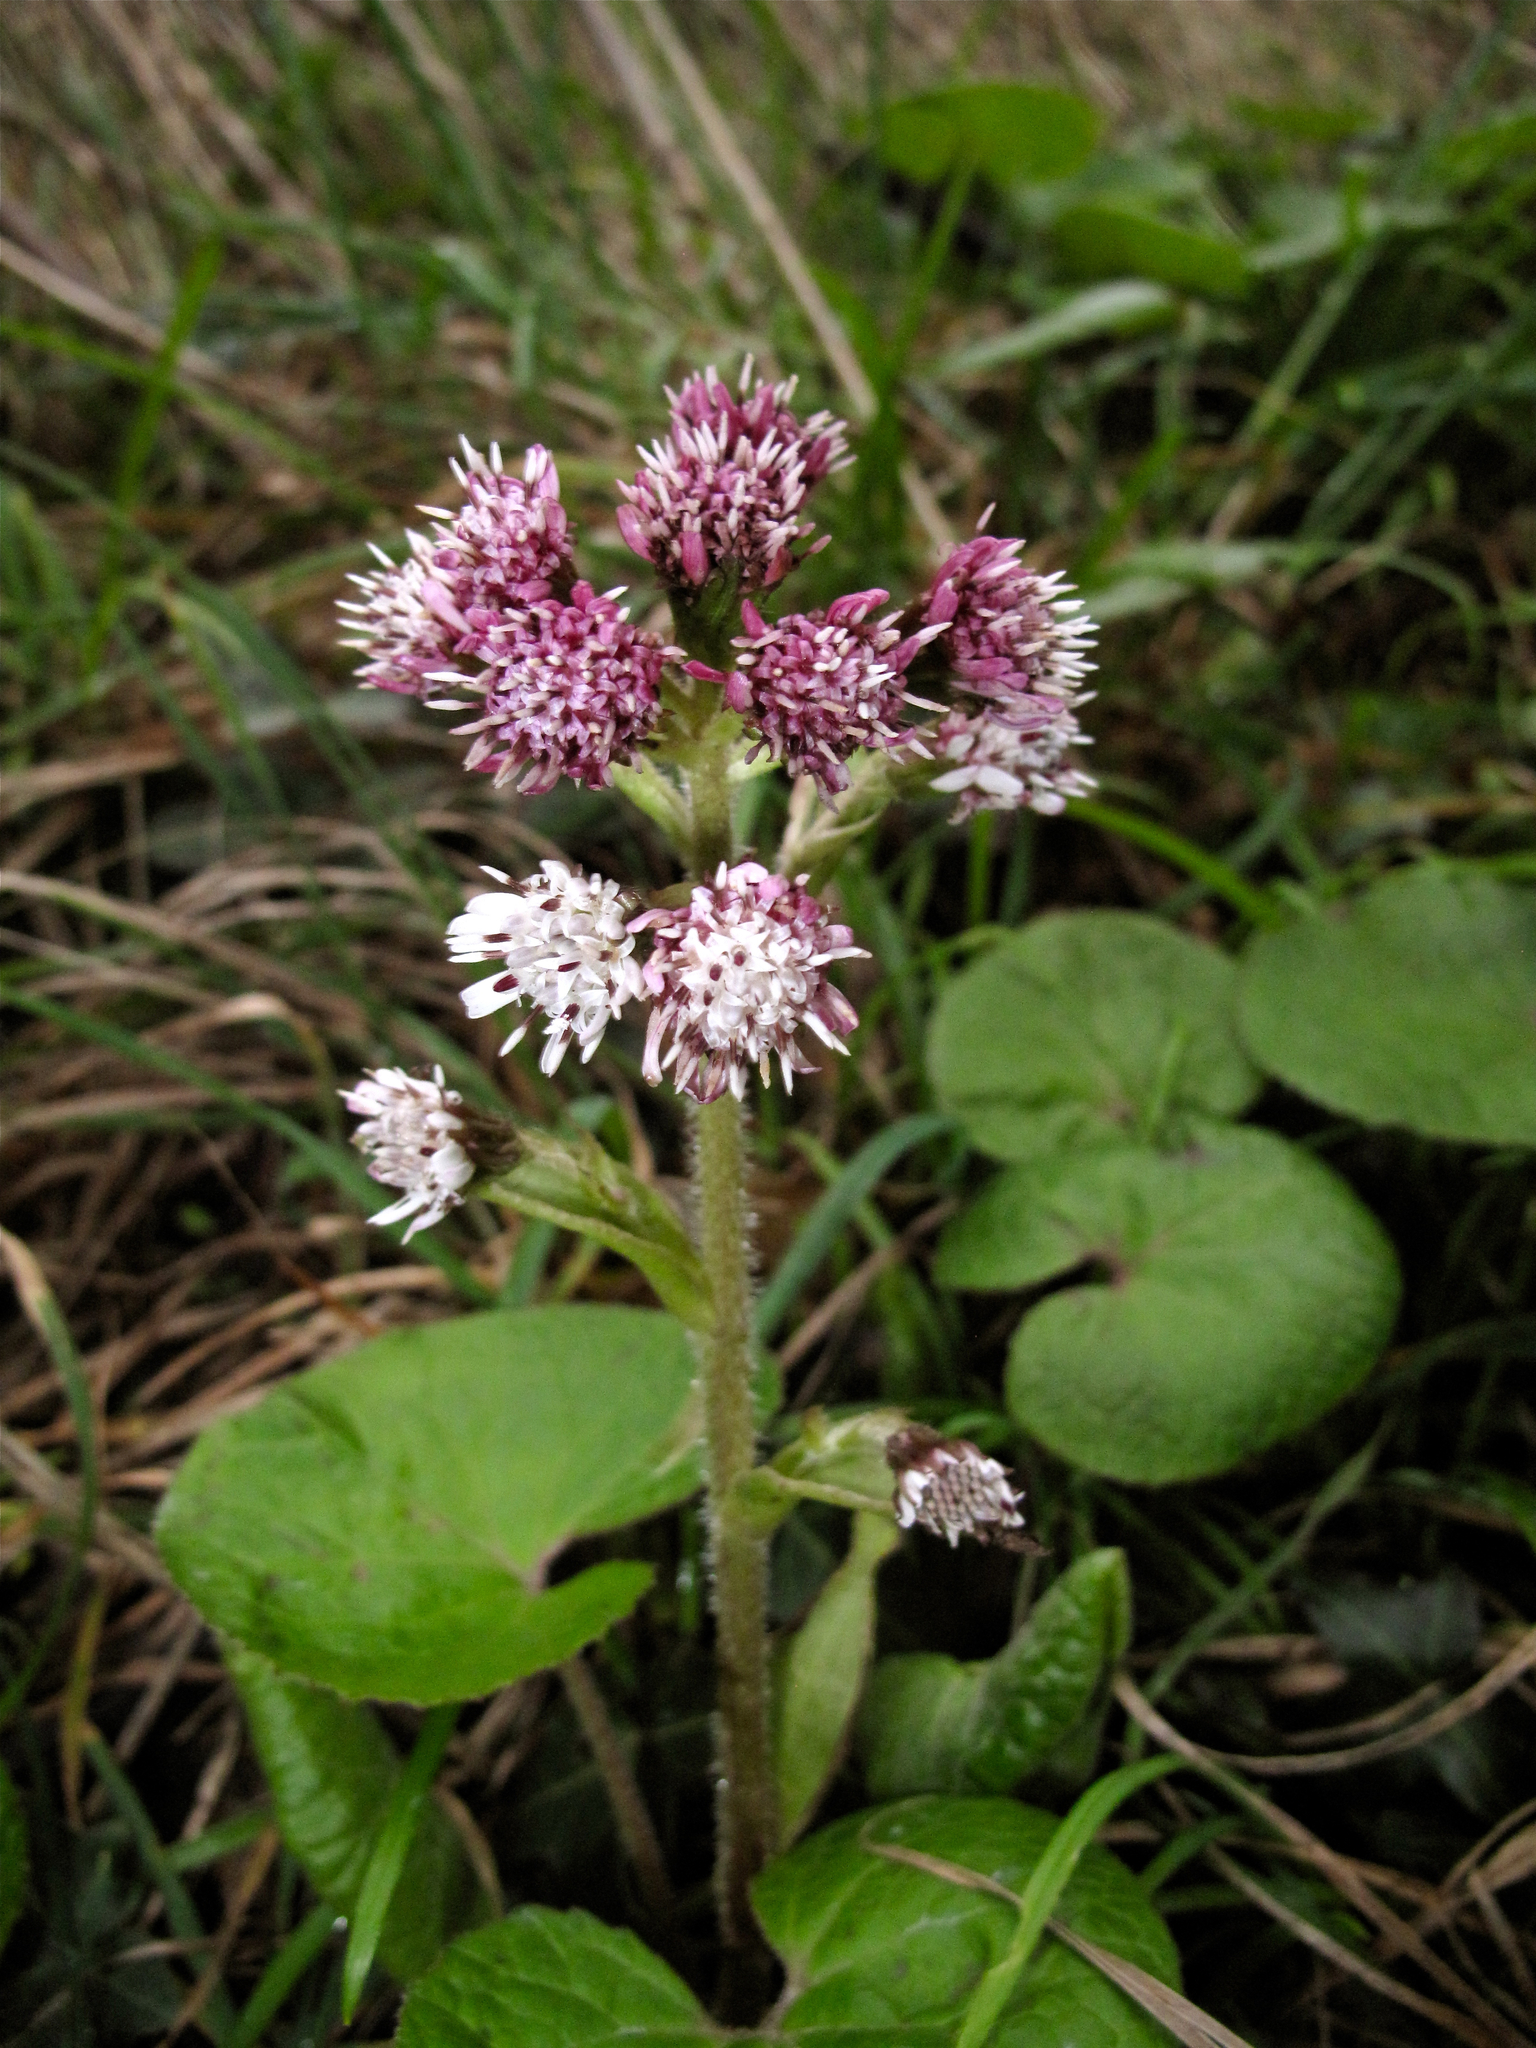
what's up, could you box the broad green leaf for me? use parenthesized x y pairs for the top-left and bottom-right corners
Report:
(881, 84), (1098, 187)
(485, 1126), (711, 1331)
(157, 1306), (702, 1702)
(995, 1129), (1400, 1483)
(229, 1646), (482, 1983)
(0, 1758), (26, 1954)
(1056, 204), (1249, 298)
(858, 1550), (1131, 1798)
(775, 1512), (899, 1843)
(1238, 863), (1536, 1147)
(753, 1796), (1179, 2046)
(931, 280), (1175, 382)
(928, 911), (1260, 1162)
(395, 1905), (722, 2046)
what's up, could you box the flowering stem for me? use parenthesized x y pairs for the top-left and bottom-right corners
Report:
(693, 1086), (776, 1957)
(681, 710), (775, 1967)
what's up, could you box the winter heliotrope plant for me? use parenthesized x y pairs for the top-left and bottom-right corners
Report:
(337, 357), (1095, 1968)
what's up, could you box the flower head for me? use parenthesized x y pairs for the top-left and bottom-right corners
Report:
(706, 591), (947, 798)
(337, 532), (467, 697)
(424, 440), (573, 636)
(632, 862), (866, 1103)
(448, 860), (645, 1071)
(925, 526), (1097, 704)
(341, 1066), (475, 1238)
(886, 1425), (1027, 1548)
(449, 582), (677, 794)
(617, 359), (850, 591)
(926, 697), (1095, 821)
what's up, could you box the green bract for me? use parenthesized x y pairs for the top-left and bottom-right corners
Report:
(774, 1512), (898, 1843)
(858, 1549), (1131, 1798)
(928, 911), (1261, 1162)
(156, 1306), (702, 1703)
(1239, 862), (1536, 1146)
(987, 1130), (1399, 1482)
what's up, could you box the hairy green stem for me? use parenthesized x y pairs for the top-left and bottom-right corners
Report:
(681, 708), (776, 1967)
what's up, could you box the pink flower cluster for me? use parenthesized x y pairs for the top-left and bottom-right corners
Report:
(912, 516), (1098, 820)
(633, 862), (865, 1104)
(340, 443), (673, 792)
(617, 361), (849, 591)
(696, 590), (947, 798)
(453, 582), (680, 795)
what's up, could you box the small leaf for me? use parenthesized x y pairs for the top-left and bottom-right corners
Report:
(928, 911), (1260, 1163)
(1238, 862), (1536, 1146)
(0, 1758), (27, 1954)
(485, 1126), (712, 1331)
(932, 280), (1177, 382)
(881, 83), (1099, 187)
(157, 1306), (702, 1702)
(753, 1795), (1179, 2046)
(775, 1512), (899, 1843)
(1056, 205), (1250, 298)
(996, 1130), (1400, 1483)
(395, 1905), (721, 2046)
(859, 1550), (1131, 1798)
(229, 1646), (482, 1983)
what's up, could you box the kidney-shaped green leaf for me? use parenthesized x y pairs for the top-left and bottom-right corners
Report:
(1239, 862), (1536, 1147)
(996, 1129), (1400, 1483)
(396, 1905), (722, 2047)
(881, 84), (1098, 187)
(754, 1796), (1178, 2046)
(228, 1645), (483, 1981)
(858, 1549), (1131, 1799)
(929, 911), (1261, 1162)
(157, 1306), (702, 1702)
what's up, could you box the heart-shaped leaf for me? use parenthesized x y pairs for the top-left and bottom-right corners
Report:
(156, 1306), (702, 1702)
(858, 1550), (1131, 1798)
(775, 1513), (899, 1843)
(881, 84), (1098, 188)
(929, 912), (1261, 1162)
(754, 1796), (1179, 2045)
(1239, 862), (1536, 1146)
(228, 1645), (484, 1981)
(395, 1905), (722, 2047)
(979, 1129), (1399, 1482)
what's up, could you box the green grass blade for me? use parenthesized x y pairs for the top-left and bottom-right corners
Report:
(340, 1702), (458, 2021)
(226, 1900), (337, 2048)
(1066, 799), (1289, 928)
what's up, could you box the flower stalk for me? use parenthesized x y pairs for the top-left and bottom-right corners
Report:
(681, 656), (776, 1959)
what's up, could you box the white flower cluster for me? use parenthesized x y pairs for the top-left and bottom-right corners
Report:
(887, 1426), (1027, 1548)
(928, 700), (1096, 821)
(340, 1066), (475, 1238)
(446, 861), (645, 1072)
(633, 862), (865, 1104)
